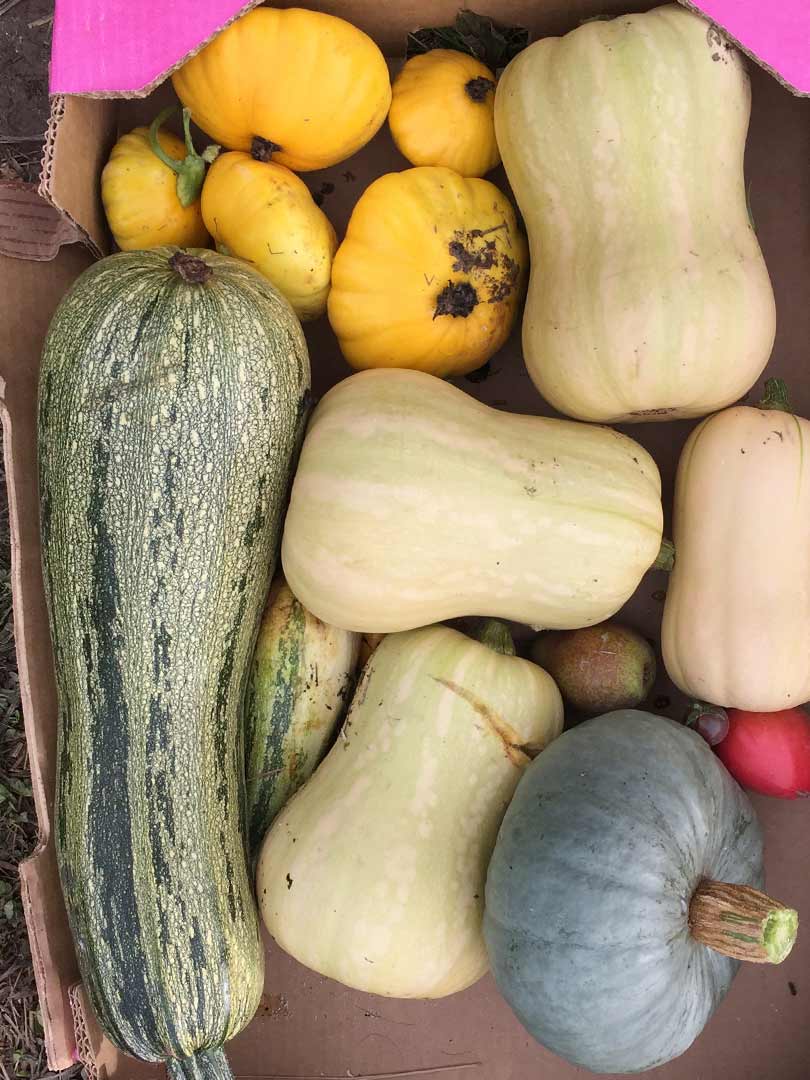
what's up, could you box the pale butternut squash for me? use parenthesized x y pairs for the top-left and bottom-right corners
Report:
(280, 369), (663, 634)
(494, 4), (775, 423)
(662, 380), (810, 711)
(257, 622), (563, 998)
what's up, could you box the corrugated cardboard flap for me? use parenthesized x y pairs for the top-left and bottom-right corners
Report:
(0, 241), (95, 1070)
(0, 182), (82, 261)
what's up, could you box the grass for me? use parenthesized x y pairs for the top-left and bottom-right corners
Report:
(0, 455), (47, 1080)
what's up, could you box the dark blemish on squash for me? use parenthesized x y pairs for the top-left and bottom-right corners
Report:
(773, 430), (784, 441)
(364, 956), (375, 963)
(631, 407), (676, 417)
(524, 484), (537, 497)
(652, 589), (666, 603)
(286, 873), (293, 890)
(465, 360), (493, 383)
(424, 272), (436, 286)
(632, 456), (639, 464)
(654, 695), (671, 710)
(488, 258), (520, 303)
(741, 448), (746, 454)
(449, 238), (497, 273)
(789, 981), (798, 996)
(434, 280), (478, 318)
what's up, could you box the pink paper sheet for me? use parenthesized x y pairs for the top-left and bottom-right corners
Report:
(47, 1), (810, 107)
(49, 0), (261, 96)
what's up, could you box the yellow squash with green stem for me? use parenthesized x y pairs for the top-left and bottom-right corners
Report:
(101, 107), (216, 250)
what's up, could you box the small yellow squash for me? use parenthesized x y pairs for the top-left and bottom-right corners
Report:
(172, 6), (391, 172)
(101, 108), (212, 251)
(389, 49), (500, 177)
(327, 166), (527, 377)
(202, 151), (337, 321)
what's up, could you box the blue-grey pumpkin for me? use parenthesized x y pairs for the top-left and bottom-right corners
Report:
(483, 710), (767, 1074)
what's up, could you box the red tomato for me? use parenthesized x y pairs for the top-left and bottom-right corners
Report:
(705, 708), (810, 799)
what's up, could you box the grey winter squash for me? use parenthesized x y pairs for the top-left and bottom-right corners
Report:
(484, 710), (798, 1074)
(38, 247), (310, 1079)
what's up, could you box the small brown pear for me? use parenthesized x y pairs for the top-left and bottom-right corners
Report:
(531, 621), (656, 714)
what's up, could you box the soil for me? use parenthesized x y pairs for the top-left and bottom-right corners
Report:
(0, 0), (54, 183)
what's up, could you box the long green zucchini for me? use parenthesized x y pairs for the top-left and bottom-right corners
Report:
(38, 248), (310, 1079)
(245, 577), (360, 858)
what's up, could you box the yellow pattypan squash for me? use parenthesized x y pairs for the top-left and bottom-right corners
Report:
(201, 151), (337, 322)
(173, 7), (391, 172)
(389, 50), (500, 177)
(101, 107), (216, 251)
(327, 166), (527, 378)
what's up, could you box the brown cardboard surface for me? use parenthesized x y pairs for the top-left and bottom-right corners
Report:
(40, 94), (118, 257)
(0, 237), (96, 1069)
(7, 2), (810, 1078)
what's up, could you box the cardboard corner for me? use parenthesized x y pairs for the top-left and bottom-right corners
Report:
(39, 94), (115, 257)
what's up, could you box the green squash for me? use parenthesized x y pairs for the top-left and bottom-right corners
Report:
(484, 710), (798, 1074)
(245, 577), (360, 858)
(39, 248), (310, 1079)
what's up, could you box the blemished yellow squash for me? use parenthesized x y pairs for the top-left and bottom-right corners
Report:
(663, 379), (810, 712)
(327, 167), (527, 377)
(389, 49), (500, 177)
(101, 108), (212, 251)
(257, 622), (563, 998)
(202, 151), (337, 321)
(172, 6), (391, 172)
(495, 4), (775, 423)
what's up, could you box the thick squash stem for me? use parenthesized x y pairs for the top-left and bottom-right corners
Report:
(148, 106), (220, 209)
(472, 618), (516, 656)
(166, 1047), (234, 1079)
(653, 538), (675, 572)
(758, 377), (791, 413)
(169, 252), (213, 285)
(689, 879), (798, 964)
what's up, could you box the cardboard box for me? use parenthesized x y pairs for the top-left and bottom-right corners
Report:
(3, 2), (809, 1077)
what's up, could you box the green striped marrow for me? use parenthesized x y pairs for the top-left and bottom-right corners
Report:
(38, 248), (310, 1080)
(245, 577), (360, 858)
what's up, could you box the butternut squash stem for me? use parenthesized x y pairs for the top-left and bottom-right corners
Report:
(471, 618), (516, 656)
(653, 538), (675, 572)
(689, 879), (798, 964)
(758, 377), (791, 413)
(147, 106), (218, 209)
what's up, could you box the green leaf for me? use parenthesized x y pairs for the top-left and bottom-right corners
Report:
(406, 8), (529, 71)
